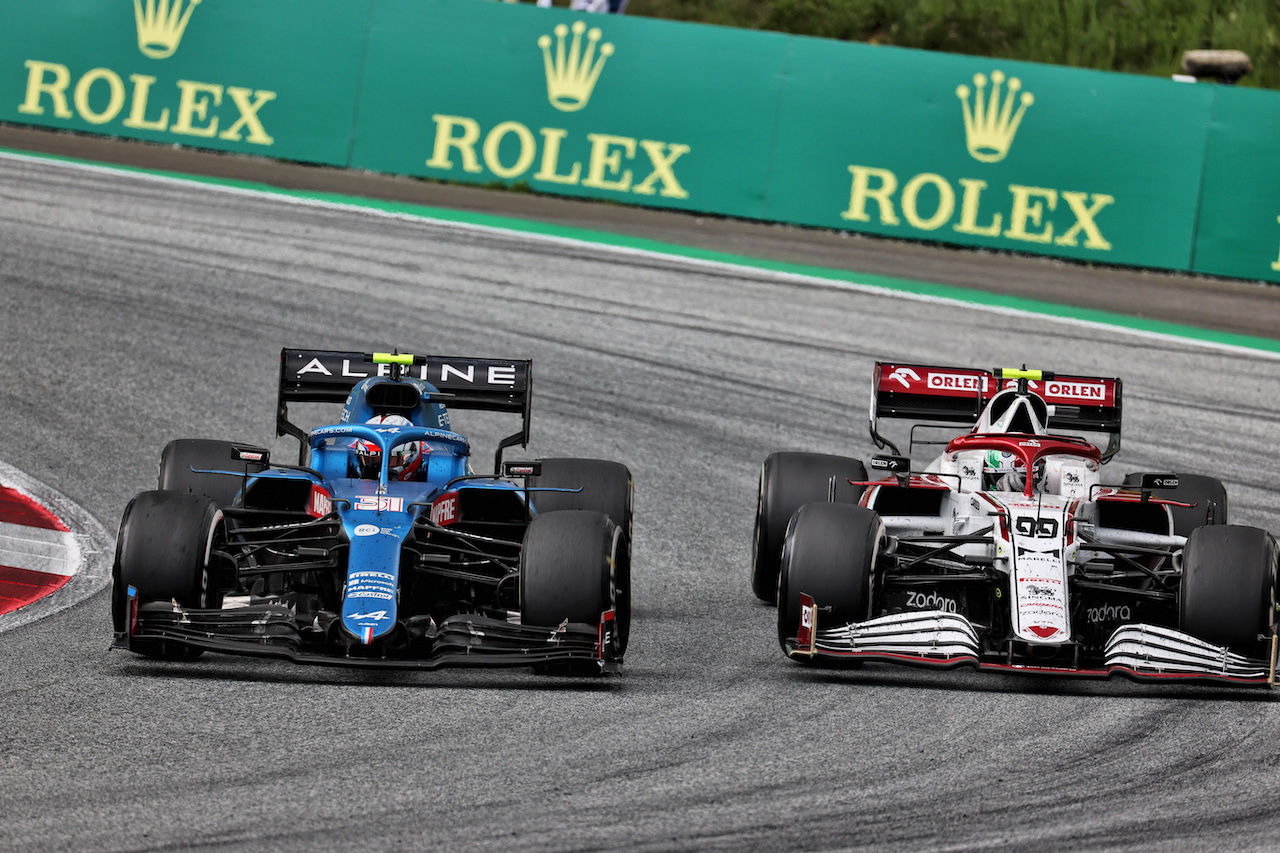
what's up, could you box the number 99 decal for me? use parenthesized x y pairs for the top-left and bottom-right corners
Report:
(1014, 516), (1059, 538)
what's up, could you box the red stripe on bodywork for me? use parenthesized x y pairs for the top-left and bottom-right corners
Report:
(0, 486), (68, 531)
(0, 565), (71, 615)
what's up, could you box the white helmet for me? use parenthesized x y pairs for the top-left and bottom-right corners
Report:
(354, 415), (423, 480)
(983, 449), (1045, 492)
(983, 450), (1022, 490)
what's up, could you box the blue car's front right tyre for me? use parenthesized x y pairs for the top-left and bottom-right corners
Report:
(520, 509), (621, 674)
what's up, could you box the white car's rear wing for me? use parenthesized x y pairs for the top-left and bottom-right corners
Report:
(870, 362), (1122, 460)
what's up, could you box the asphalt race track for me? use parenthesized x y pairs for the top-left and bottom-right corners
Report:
(3, 149), (1280, 852)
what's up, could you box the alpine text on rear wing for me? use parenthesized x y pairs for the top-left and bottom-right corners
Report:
(276, 348), (533, 467)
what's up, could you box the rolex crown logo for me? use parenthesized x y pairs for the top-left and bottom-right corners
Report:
(538, 21), (614, 112)
(134, 0), (202, 60)
(956, 70), (1034, 163)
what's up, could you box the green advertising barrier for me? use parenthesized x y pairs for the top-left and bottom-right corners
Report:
(351, 0), (787, 218)
(1191, 86), (1280, 284)
(766, 45), (1217, 270)
(3, 0), (1280, 284)
(0, 0), (370, 166)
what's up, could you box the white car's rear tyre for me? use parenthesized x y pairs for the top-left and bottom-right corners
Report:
(752, 452), (867, 604)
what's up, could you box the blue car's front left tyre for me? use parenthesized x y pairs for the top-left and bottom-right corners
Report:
(112, 490), (227, 660)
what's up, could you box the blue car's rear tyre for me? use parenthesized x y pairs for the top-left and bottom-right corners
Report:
(1179, 524), (1277, 657)
(112, 490), (226, 660)
(159, 439), (267, 509)
(752, 452), (867, 603)
(520, 510), (620, 674)
(777, 502), (880, 664)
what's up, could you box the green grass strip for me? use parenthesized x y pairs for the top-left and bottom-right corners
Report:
(10, 144), (1280, 355)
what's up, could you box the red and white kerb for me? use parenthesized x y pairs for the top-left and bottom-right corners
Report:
(0, 485), (77, 616)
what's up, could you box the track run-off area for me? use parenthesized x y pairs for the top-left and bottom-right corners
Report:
(3, 148), (1280, 852)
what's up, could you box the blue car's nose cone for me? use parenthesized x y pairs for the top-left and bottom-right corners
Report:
(340, 515), (413, 643)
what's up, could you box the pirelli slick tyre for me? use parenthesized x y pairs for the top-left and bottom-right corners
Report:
(520, 510), (621, 674)
(1179, 524), (1278, 657)
(158, 439), (268, 509)
(112, 490), (227, 661)
(1123, 472), (1228, 538)
(777, 502), (880, 665)
(528, 458), (632, 654)
(752, 452), (867, 603)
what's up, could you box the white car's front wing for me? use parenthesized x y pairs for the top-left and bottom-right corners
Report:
(1105, 623), (1272, 680)
(813, 610), (980, 661)
(795, 608), (1275, 685)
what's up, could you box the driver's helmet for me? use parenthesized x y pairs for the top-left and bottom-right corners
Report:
(353, 414), (424, 480)
(983, 449), (1045, 492)
(983, 450), (1023, 491)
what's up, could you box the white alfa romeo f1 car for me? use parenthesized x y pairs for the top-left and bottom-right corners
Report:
(752, 362), (1279, 686)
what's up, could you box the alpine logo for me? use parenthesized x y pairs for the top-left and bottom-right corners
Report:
(350, 610), (390, 622)
(294, 356), (520, 387)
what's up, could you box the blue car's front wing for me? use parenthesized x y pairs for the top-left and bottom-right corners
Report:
(115, 596), (620, 673)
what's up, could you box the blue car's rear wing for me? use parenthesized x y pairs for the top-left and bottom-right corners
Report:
(276, 348), (532, 469)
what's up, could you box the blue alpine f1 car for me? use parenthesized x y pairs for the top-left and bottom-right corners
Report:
(111, 349), (632, 673)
